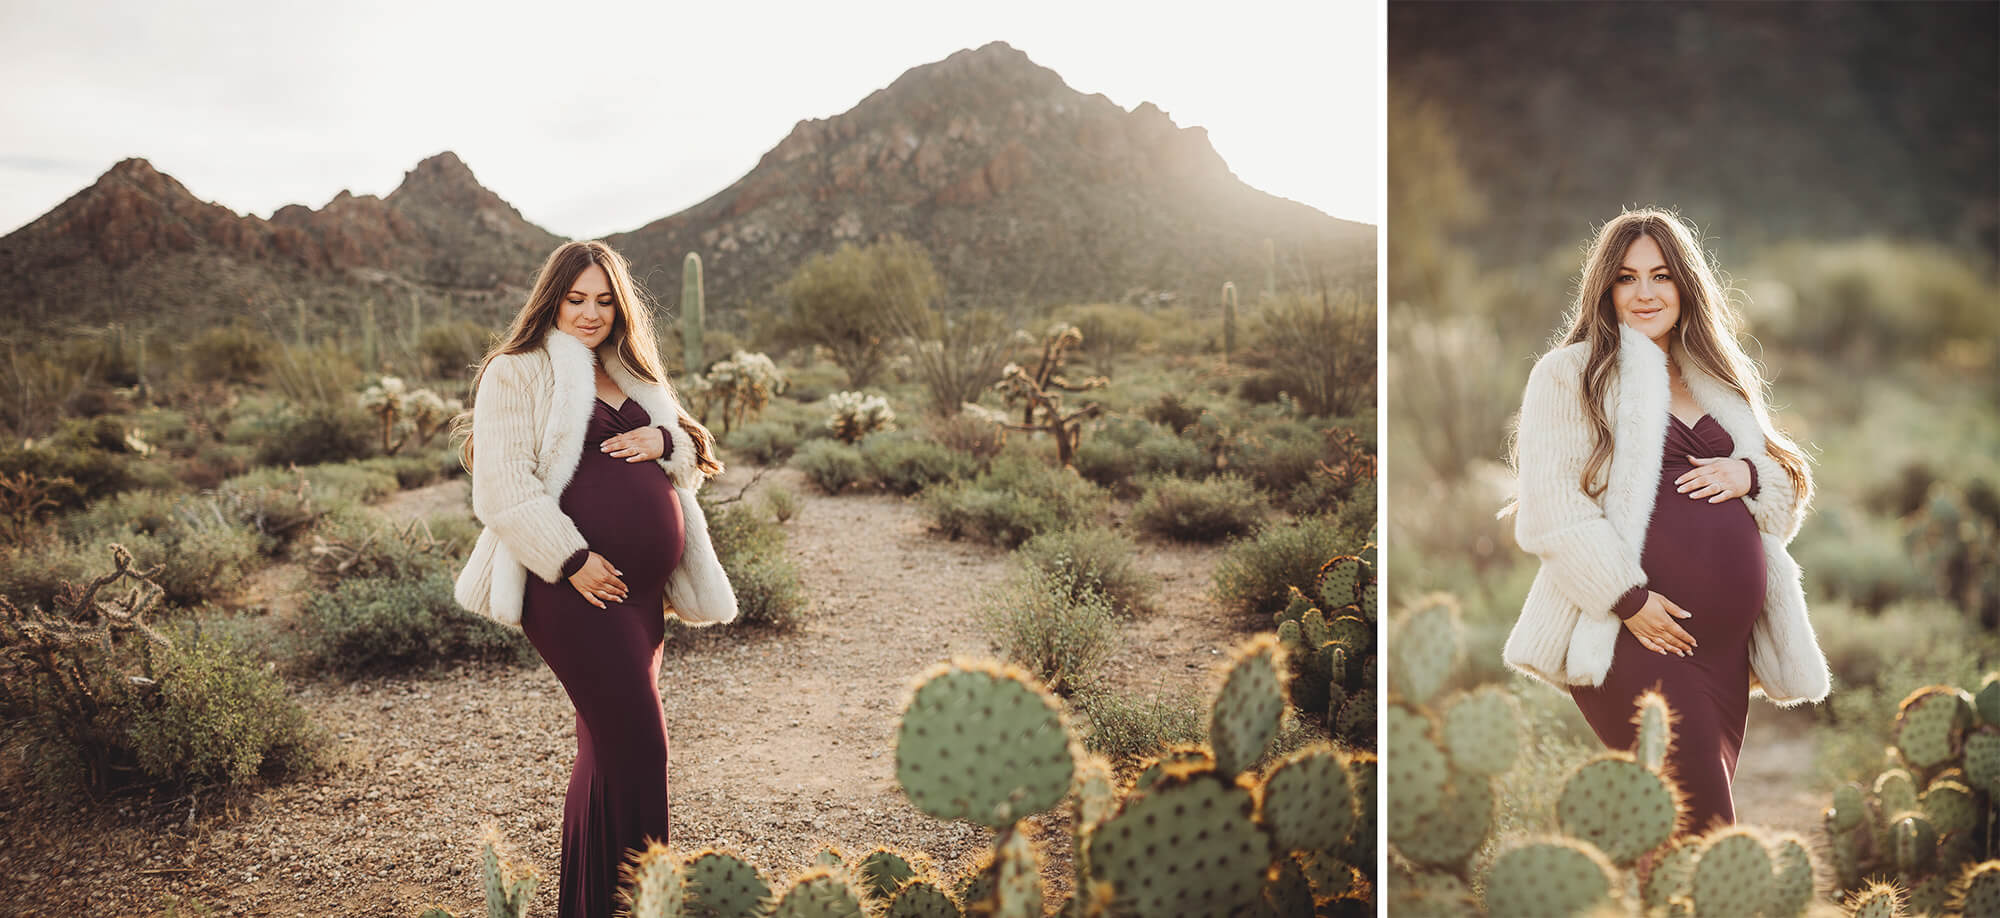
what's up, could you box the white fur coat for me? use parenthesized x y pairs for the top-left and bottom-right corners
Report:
(1502, 322), (1829, 706)
(452, 327), (737, 628)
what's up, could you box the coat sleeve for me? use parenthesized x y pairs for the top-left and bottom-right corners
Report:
(470, 355), (590, 583)
(1512, 351), (1650, 621)
(1738, 446), (1810, 544)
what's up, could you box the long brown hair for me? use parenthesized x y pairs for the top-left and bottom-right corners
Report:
(1542, 208), (1810, 502)
(452, 240), (721, 478)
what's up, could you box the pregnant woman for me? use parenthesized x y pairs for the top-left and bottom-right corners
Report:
(452, 240), (737, 917)
(1502, 208), (1830, 836)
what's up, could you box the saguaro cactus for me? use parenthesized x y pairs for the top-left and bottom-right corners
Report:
(683, 252), (705, 376)
(1221, 281), (1239, 368)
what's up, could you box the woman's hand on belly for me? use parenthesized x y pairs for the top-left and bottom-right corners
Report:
(568, 552), (629, 609)
(1626, 591), (1698, 657)
(1677, 456), (1753, 503)
(601, 427), (667, 463)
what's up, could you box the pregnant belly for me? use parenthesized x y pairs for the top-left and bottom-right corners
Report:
(559, 453), (685, 595)
(1640, 485), (1766, 645)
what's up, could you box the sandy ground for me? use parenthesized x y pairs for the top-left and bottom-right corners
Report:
(0, 460), (1260, 917)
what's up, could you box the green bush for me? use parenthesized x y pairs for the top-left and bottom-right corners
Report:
(186, 325), (268, 384)
(1227, 419), (1326, 496)
(791, 439), (870, 495)
(861, 432), (976, 496)
(979, 566), (1120, 697)
(919, 456), (1109, 548)
(417, 319), (494, 381)
(1071, 418), (1212, 495)
(1070, 686), (1205, 767)
(1212, 514), (1359, 618)
(18, 496), (261, 610)
(296, 571), (536, 676)
(1015, 526), (1153, 616)
(226, 460), (399, 508)
(129, 625), (327, 787)
(1130, 474), (1265, 542)
(704, 498), (809, 628)
(254, 406), (375, 468)
(0, 441), (138, 514)
(298, 506), (455, 584)
(725, 419), (805, 465)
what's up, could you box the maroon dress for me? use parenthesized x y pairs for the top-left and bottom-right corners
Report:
(1569, 413), (1766, 836)
(520, 396), (686, 918)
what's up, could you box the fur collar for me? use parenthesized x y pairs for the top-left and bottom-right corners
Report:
(541, 327), (703, 493)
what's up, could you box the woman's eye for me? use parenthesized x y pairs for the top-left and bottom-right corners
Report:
(1654, 274), (1671, 282)
(1617, 274), (1635, 283)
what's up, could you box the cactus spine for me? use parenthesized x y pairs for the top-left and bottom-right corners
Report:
(683, 252), (705, 376)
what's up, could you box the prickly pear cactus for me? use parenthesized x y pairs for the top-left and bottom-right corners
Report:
(1954, 860), (2000, 917)
(856, 847), (923, 904)
(1634, 689), (1674, 772)
(480, 823), (540, 918)
(1208, 635), (1285, 778)
(1274, 549), (1379, 747)
(1084, 765), (1272, 917)
(1897, 686), (1974, 771)
(1844, 881), (1907, 918)
(771, 866), (871, 918)
(1389, 593), (1459, 707)
(965, 824), (1040, 918)
(1481, 838), (1618, 918)
(1557, 754), (1680, 865)
(887, 880), (960, 918)
(1256, 745), (1358, 854)
(683, 849), (772, 918)
(621, 841), (687, 918)
(1440, 686), (1519, 777)
(894, 660), (1078, 827)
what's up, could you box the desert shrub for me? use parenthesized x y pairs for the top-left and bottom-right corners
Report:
(226, 460), (399, 508)
(1211, 514), (1358, 618)
(791, 439), (869, 495)
(128, 624), (327, 787)
(267, 342), (363, 410)
(1072, 417), (1212, 495)
(254, 405), (374, 468)
(761, 485), (800, 524)
(924, 410), (1006, 462)
(31, 494), (261, 609)
(417, 319), (494, 381)
(725, 419), (805, 465)
(0, 441), (138, 514)
(1070, 686), (1206, 767)
(1144, 392), (1206, 434)
(1227, 419), (1327, 496)
(1015, 526), (1153, 616)
(354, 451), (457, 490)
(919, 456), (1108, 548)
(702, 498), (808, 628)
(1131, 474), (1265, 542)
(298, 506), (457, 584)
(979, 566), (1120, 697)
(0, 546), (321, 798)
(186, 325), (267, 384)
(861, 432), (976, 496)
(296, 571), (536, 676)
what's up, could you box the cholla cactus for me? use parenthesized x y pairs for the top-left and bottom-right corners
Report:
(826, 391), (895, 443)
(358, 376), (460, 455)
(694, 350), (786, 434)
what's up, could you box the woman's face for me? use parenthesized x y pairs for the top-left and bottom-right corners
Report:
(1610, 233), (1680, 345)
(556, 263), (616, 349)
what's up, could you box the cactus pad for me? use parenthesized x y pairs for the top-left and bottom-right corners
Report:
(1072, 754), (1117, 831)
(967, 826), (1041, 918)
(1643, 841), (1698, 910)
(886, 881), (960, 918)
(622, 841), (687, 917)
(1843, 881), (1906, 918)
(1359, 582), (1378, 622)
(895, 661), (1077, 827)
(1895, 686), (1971, 771)
(1336, 689), (1376, 744)
(1690, 828), (1774, 917)
(1922, 779), (1977, 835)
(1386, 707), (1447, 839)
(1258, 744), (1356, 853)
(1317, 555), (1364, 606)
(1965, 730), (2000, 796)
(1482, 839), (1618, 918)
(857, 848), (922, 903)
(1441, 686), (1519, 777)
(1263, 854), (1316, 917)
(1209, 636), (1285, 778)
(1391, 595), (1460, 706)
(1395, 772), (1494, 869)
(1830, 784), (1867, 834)
(1978, 674), (2000, 727)
(1956, 861), (2000, 918)
(1892, 815), (1938, 874)
(1632, 690), (1674, 772)
(1557, 755), (1678, 865)
(771, 867), (870, 918)
(1875, 768), (1920, 819)
(1130, 745), (1212, 795)
(1084, 768), (1271, 917)
(1767, 833), (1815, 917)
(684, 850), (771, 918)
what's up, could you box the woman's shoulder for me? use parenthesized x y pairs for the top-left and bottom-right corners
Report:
(481, 347), (552, 385)
(1526, 339), (1590, 390)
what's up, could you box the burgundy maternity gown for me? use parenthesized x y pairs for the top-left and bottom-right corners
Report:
(1569, 413), (1766, 836)
(520, 395), (685, 918)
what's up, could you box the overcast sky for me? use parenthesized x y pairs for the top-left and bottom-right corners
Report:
(0, 1), (1378, 240)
